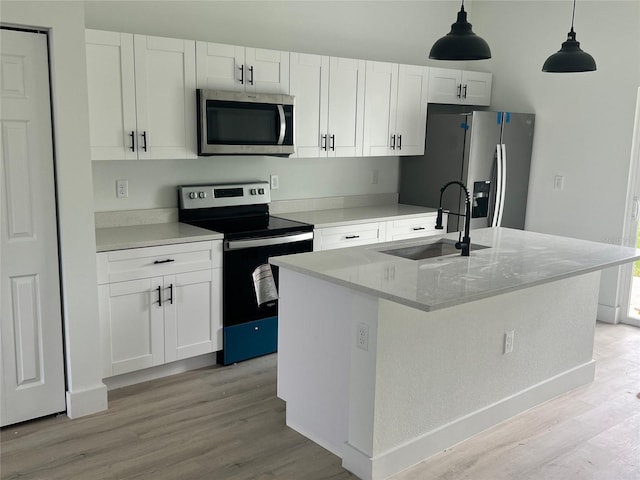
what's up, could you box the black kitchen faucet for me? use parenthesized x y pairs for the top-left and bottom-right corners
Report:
(435, 180), (471, 257)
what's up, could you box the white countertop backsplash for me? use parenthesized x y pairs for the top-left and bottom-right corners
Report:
(270, 227), (640, 312)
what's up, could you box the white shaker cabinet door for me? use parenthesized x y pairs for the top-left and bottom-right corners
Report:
(164, 269), (222, 363)
(327, 57), (365, 157)
(196, 41), (245, 91)
(134, 34), (197, 160)
(362, 61), (398, 156)
(85, 30), (137, 160)
(460, 70), (492, 106)
(427, 67), (463, 104)
(290, 53), (330, 158)
(99, 277), (165, 378)
(244, 47), (290, 94)
(394, 64), (429, 155)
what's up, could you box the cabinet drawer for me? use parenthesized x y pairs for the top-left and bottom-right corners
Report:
(316, 222), (384, 251)
(97, 240), (222, 284)
(386, 215), (441, 242)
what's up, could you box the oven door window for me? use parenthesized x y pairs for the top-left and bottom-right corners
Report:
(223, 239), (312, 327)
(206, 100), (293, 146)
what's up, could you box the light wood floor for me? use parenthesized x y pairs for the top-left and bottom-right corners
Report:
(1, 322), (638, 480)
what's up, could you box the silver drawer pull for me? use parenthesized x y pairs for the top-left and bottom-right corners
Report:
(345, 235), (360, 239)
(412, 227), (426, 231)
(154, 259), (175, 264)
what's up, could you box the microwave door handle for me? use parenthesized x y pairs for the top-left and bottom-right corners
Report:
(277, 105), (286, 145)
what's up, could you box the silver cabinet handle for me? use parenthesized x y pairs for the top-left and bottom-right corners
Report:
(391, 134), (396, 150)
(463, 84), (468, 99)
(397, 134), (402, 150)
(345, 235), (360, 239)
(412, 227), (425, 231)
(321, 134), (327, 151)
(457, 84), (462, 98)
(330, 134), (335, 151)
(238, 64), (244, 84)
(248, 65), (254, 85)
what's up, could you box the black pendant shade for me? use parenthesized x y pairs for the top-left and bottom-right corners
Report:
(429, 5), (491, 61)
(542, 0), (596, 73)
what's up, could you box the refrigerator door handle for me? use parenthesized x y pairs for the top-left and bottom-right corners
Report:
(496, 143), (507, 227)
(491, 144), (503, 227)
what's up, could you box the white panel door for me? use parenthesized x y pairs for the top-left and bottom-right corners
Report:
(0, 29), (66, 426)
(164, 269), (221, 362)
(195, 41), (244, 91)
(85, 30), (137, 160)
(327, 57), (365, 157)
(362, 61), (397, 156)
(134, 35), (197, 160)
(289, 53), (329, 158)
(244, 47), (289, 94)
(394, 64), (429, 155)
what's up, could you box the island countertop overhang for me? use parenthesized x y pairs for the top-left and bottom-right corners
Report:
(269, 227), (640, 312)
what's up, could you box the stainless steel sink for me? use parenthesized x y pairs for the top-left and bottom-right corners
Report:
(381, 239), (490, 260)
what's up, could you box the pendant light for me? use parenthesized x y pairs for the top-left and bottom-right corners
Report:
(542, 0), (596, 72)
(429, 1), (491, 61)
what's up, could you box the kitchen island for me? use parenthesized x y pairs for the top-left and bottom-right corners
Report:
(269, 227), (640, 480)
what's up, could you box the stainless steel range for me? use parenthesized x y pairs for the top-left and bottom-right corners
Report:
(178, 181), (313, 365)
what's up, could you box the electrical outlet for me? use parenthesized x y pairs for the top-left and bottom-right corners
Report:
(116, 180), (128, 198)
(504, 330), (514, 354)
(270, 175), (279, 190)
(357, 323), (369, 351)
(554, 175), (564, 191)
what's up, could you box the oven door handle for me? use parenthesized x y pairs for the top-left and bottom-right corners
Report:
(225, 231), (313, 251)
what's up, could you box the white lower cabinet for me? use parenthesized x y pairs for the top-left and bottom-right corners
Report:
(313, 213), (443, 251)
(97, 241), (222, 378)
(313, 222), (385, 251)
(385, 213), (443, 242)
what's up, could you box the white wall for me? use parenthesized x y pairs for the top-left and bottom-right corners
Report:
(1, 2), (107, 417)
(473, 0), (640, 321)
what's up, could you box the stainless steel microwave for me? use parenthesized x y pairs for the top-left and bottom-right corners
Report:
(197, 89), (295, 156)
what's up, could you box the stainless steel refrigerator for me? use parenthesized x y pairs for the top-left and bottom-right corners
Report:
(399, 111), (535, 232)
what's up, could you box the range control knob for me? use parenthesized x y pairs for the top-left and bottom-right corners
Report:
(258, 188), (265, 195)
(198, 191), (207, 199)
(188, 192), (197, 200)
(250, 188), (257, 195)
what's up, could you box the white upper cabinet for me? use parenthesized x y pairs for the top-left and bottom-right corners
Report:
(85, 30), (137, 161)
(290, 53), (365, 158)
(196, 41), (289, 94)
(427, 67), (492, 106)
(363, 62), (429, 156)
(86, 30), (197, 160)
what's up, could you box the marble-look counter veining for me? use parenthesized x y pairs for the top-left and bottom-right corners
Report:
(274, 203), (438, 228)
(96, 223), (223, 252)
(270, 227), (640, 312)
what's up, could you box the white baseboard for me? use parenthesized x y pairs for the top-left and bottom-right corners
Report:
(597, 303), (620, 324)
(622, 316), (640, 327)
(65, 383), (108, 419)
(286, 416), (344, 459)
(103, 353), (218, 391)
(342, 361), (596, 480)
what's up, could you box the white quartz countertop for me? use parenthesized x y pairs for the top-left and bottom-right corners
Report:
(96, 222), (223, 252)
(270, 227), (640, 312)
(274, 204), (438, 228)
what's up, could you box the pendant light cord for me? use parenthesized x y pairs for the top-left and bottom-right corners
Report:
(571, 0), (576, 32)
